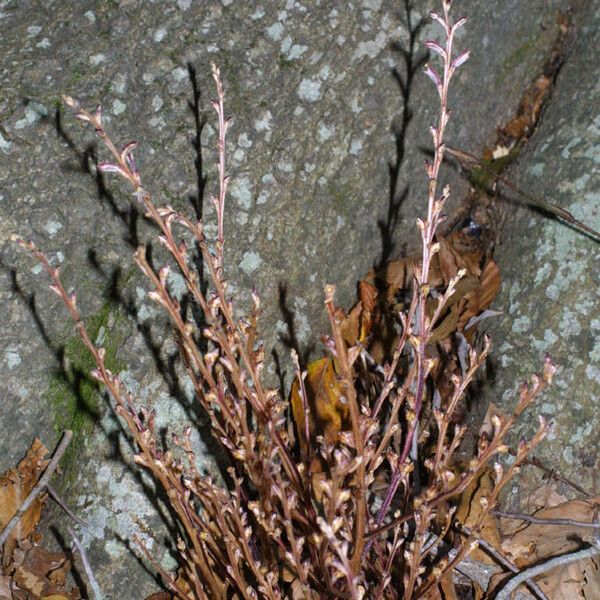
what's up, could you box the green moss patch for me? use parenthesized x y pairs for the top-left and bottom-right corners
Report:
(43, 301), (128, 486)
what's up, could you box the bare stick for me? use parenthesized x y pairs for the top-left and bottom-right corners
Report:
(0, 430), (73, 548)
(445, 145), (600, 242)
(417, 530), (532, 600)
(491, 509), (600, 530)
(68, 526), (105, 600)
(458, 524), (549, 600)
(524, 454), (592, 497)
(495, 541), (600, 600)
(47, 483), (88, 526)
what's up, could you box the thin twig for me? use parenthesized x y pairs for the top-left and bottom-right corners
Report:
(495, 541), (600, 600)
(445, 145), (600, 242)
(524, 455), (593, 497)
(416, 530), (531, 600)
(458, 524), (549, 600)
(491, 509), (600, 530)
(68, 526), (105, 600)
(0, 430), (73, 548)
(47, 483), (88, 526)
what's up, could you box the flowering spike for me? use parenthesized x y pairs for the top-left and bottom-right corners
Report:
(543, 353), (557, 384)
(429, 125), (439, 144)
(48, 284), (62, 297)
(121, 141), (138, 165)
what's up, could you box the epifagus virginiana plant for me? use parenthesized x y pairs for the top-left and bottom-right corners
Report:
(15, 2), (555, 598)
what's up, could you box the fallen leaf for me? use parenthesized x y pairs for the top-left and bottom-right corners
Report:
(526, 483), (568, 513)
(421, 573), (459, 600)
(476, 260), (501, 313)
(503, 498), (600, 563)
(290, 356), (348, 461)
(0, 439), (49, 564)
(339, 280), (377, 347)
(499, 498), (600, 599)
(455, 467), (502, 565)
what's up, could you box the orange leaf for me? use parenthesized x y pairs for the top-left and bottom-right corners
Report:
(290, 357), (348, 459)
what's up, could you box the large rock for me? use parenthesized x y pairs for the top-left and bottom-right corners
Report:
(0, 0), (571, 596)
(480, 3), (600, 503)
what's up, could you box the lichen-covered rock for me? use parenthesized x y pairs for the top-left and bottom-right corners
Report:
(480, 3), (600, 504)
(0, 0), (571, 595)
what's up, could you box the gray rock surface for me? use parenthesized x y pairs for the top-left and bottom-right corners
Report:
(0, 0), (574, 596)
(480, 2), (600, 502)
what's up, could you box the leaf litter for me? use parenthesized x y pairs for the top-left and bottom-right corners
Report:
(0, 440), (80, 600)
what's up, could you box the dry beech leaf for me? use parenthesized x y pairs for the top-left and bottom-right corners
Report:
(0, 574), (12, 598)
(432, 276), (480, 342)
(499, 498), (600, 599)
(501, 74), (552, 142)
(13, 564), (46, 596)
(290, 226), (501, 469)
(455, 467), (502, 565)
(526, 483), (568, 513)
(501, 115), (531, 141)
(421, 574), (459, 600)
(438, 574), (459, 600)
(477, 260), (501, 312)
(0, 439), (49, 561)
(478, 403), (501, 445)
(489, 554), (600, 600)
(502, 498), (600, 563)
(538, 558), (600, 600)
(375, 256), (416, 305)
(290, 357), (348, 459)
(0, 443), (80, 600)
(340, 280), (377, 347)
(291, 282), (377, 456)
(7, 544), (79, 600)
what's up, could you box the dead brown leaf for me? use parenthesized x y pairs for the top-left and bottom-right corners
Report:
(0, 439), (49, 565)
(526, 483), (569, 513)
(499, 498), (600, 599)
(503, 498), (600, 564)
(455, 467), (502, 565)
(0, 441), (81, 600)
(290, 356), (349, 460)
(421, 574), (459, 600)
